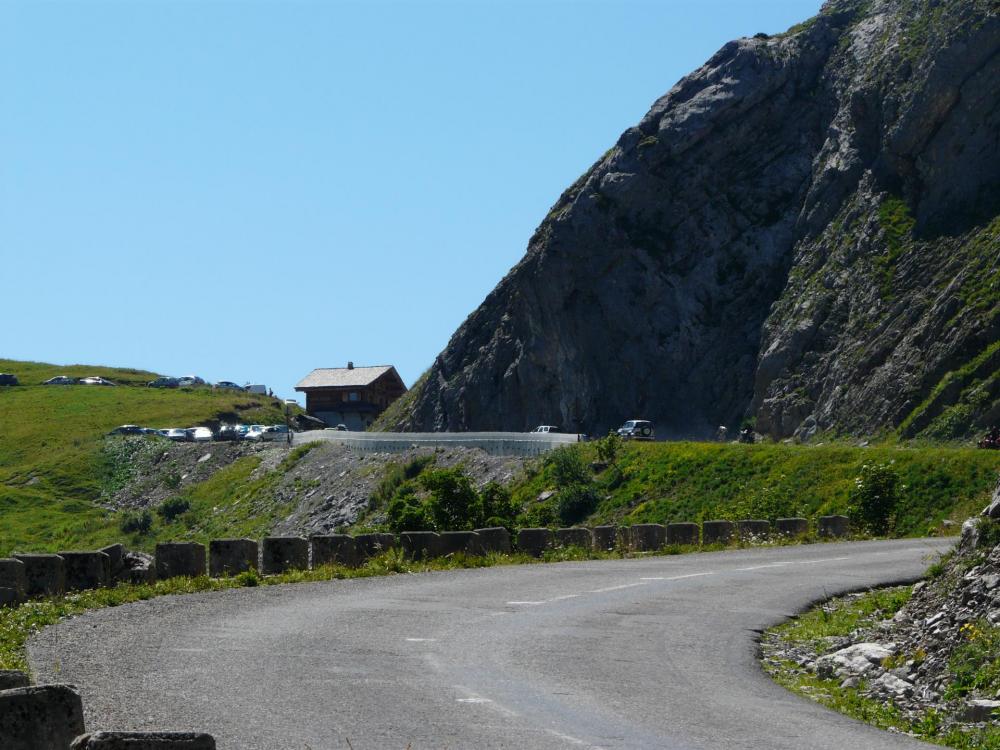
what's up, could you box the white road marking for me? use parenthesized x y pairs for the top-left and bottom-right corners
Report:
(662, 571), (716, 580)
(456, 697), (492, 704)
(796, 556), (851, 564)
(640, 576), (665, 580)
(507, 601), (546, 605)
(545, 728), (606, 749)
(405, 638), (437, 642)
(589, 582), (647, 593)
(735, 562), (793, 571)
(550, 593), (581, 601)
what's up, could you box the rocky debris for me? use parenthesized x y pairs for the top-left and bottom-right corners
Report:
(387, 0), (1000, 441)
(763, 478), (1000, 733)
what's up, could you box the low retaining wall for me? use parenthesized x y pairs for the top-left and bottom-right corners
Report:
(818, 515), (850, 538)
(209, 539), (258, 577)
(155, 544), (206, 580)
(555, 528), (593, 550)
(261, 538), (309, 574)
(295, 430), (582, 457)
(13, 554), (65, 598)
(0, 684), (86, 750)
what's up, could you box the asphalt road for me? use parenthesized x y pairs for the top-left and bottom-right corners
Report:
(30, 539), (950, 750)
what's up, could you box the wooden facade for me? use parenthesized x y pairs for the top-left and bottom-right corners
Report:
(294, 364), (407, 430)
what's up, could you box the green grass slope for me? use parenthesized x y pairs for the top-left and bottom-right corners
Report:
(0, 359), (291, 555)
(513, 441), (1000, 536)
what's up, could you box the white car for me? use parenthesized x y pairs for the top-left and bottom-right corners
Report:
(532, 425), (560, 433)
(164, 428), (189, 442)
(243, 425), (266, 441)
(79, 376), (116, 386)
(186, 426), (213, 442)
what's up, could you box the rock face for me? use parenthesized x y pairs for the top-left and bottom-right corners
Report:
(390, 0), (999, 439)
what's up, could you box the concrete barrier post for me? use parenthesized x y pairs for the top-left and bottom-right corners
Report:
(737, 519), (771, 541)
(0, 559), (27, 607)
(439, 531), (480, 556)
(71, 732), (216, 749)
(517, 528), (554, 557)
(354, 533), (397, 562)
(666, 523), (699, 546)
(400, 532), (442, 560)
(473, 527), (511, 554)
(261, 537), (309, 574)
(58, 551), (111, 591)
(702, 520), (735, 545)
(0, 684), (86, 750)
(629, 524), (666, 551)
(592, 526), (618, 551)
(208, 539), (258, 577)
(98, 544), (126, 576)
(155, 543), (207, 580)
(310, 535), (358, 568)
(776, 517), (809, 537)
(0, 671), (29, 690)
(12, 554), (65, 598)
(818, 515), (850, 538)
(555, 528), (593, 551)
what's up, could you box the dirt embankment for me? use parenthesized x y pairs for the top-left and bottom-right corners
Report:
(101, 437), (528, 535)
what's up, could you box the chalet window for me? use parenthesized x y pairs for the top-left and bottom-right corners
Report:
(349, 392), (359, 402)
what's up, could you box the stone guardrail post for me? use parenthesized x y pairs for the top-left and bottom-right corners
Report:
(0, 558), (27, 607)
(354, 533), (397, 562)
(400, 532), (442, 560)
(473, 527), (511, 554)
(439, 531), (480, 556)
(311, 535), (359, 568)
(737, 519), (771, 541)
(71, 731), (217, 749)
(261, 537), (309, 574)
(629, 524), (666, 551)
(58, 551), (111, 592)
(12, 553), (65, 598)
(155, 543), (207, 580)
(517, 528), (554, 557)
(776, 517), (809, 537)
(98, 544), (125, 579)
(591, 526), (618, 551)
(209, 539), (259, 577)
(666, 522), (699, 546)
(818, 515), (850, 538)
(702, 520), (735, 545)
(555, 528), (593, 550)
(0, 684), (86, 750)
(0, 671), (29, 690)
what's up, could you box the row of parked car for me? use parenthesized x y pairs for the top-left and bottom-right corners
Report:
(0, 373), (268, 392)
(108, 424), (292, 443)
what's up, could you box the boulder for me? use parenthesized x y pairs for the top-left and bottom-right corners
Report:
(961, 699), (1000, 722)
(208, 539), (258, 577)
(310, 535), (358, 567)
(261, 537), (309, 574)
(474, 527), (511, 554)
(12, 554), (65, 598)
(0, 684), (86, 750)
(120, 552), (156, 585)
(816, 643), (894, 678)
(155, 543), (206, 580)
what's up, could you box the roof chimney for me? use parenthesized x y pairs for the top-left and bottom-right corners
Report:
(347, 361), (354, 370)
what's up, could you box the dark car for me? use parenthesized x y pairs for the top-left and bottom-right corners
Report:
(42, 376), (76, 385)
(617, 419), (655, 440)
(148, 377), (179, 388)
(0, 373), (20, 386)
(217, 424), (243, 441)
(214, 381), (243, 390)
(108, 425), (144, 436)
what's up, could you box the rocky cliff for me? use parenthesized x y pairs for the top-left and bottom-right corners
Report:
(391, 0), (999, 440)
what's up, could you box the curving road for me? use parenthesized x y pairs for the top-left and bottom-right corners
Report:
(30, 539), (950, 750)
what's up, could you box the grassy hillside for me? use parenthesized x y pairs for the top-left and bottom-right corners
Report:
(512, 441), (1000, 536)
(0, 359), (292, 555)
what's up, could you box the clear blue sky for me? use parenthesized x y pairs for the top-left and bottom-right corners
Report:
(2, 0), (819, 403)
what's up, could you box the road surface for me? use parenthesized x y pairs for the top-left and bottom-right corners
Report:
(30, 539), (949, 749)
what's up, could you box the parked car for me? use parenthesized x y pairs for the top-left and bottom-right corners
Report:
(177, 375), (205, 387)
(164, 428), (189, 442)
(258, 426), (287, 442)
(148, 377), (179, 388)
(186, 426), (213, 442)
(140, 427), (162, 436)
(243, 424), (266, 441)
(244, 384), (267, 395)
(42, 376), (76, 385)
(324, 423), (349, 431)
(108, 424), (144, 435)
(617, 419), (655, 440)
(0, 373), (20, 386)
(216, 424), (243, 441)
(79, 376), (116, 386)
(214, 381), (242, 390)
(532, 425), (560, 433)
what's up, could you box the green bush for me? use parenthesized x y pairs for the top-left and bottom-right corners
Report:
(556, 484), (600, 526)
(848, 462), (901, 535)
(481, 482), (517, 527)
(120, 510), (152, 535)
(547, 446), (590, 487)
(594, 432), (623, 466)
(421, 467), (483, 531)
(386, 486), (434, 532)
(157, 496), (191, 522)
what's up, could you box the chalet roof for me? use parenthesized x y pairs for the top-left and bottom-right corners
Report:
(295, 365), (398, 390)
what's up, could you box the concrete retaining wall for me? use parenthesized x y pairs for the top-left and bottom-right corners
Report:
(59, 551), (111, 592)
(555, 528), (593, 550)
(13, 554), (65, 598)
(0, 558), (26, 607)
(738, 520), (771, 541)
(311, 535), (358, 568)
(592, 526), (621, 551)
(818, 515), (850, 538)
(209, 539), (258, 577)
(439, 531), (480, 556)
(155, 544), (207, 580)
(517, 528), (554, 557)
(354, 533), (396, 561)
(776, 517), (810, 536)
(261, 538), (309, 574)
(629, 524), (665, 551)
(474, 527), (510, 554)
(295, 430), (582, 457)
(400, 532), (441, 560)
(666, 523), (699, 546)
(702, 520), (735, 545)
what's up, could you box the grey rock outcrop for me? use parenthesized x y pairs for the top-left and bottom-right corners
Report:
(388, 0), (999, 440)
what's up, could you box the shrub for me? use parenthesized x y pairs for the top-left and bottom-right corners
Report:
(386, 486), (434, 532)
(594, 431), (623, 466)
(547, 446), (590, 488)
(157, 496), (191, 522)
(556, 484), (600, 526)
(481, 482), (517, 527)
(421, 467), (483, 531)
(120, 510), (152, 535)
(848, 462), (901, 535)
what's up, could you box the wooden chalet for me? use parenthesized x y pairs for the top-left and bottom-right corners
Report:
(294, 362), (407, 430)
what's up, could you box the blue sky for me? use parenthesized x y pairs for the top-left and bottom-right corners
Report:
(2, 0), (819, 402)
